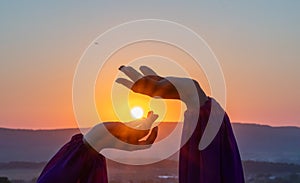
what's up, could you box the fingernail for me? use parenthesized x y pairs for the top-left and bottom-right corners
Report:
(119, 65), (125, 70)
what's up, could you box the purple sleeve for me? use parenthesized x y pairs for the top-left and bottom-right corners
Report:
(37, 134), (108, 183)
(179, 98), (245, 183)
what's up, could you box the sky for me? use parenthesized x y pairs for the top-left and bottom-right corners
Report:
(0, 0), (299, 129)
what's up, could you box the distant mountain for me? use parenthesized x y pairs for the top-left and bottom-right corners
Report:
(0, 128), (80, 162)
(232, 123), (300, 164)
(0, 123), (299, 164)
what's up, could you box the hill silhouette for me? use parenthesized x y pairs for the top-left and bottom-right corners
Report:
(0, 123), (299, 164)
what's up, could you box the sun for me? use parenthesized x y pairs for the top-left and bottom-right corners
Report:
(130, 106), (144, 119)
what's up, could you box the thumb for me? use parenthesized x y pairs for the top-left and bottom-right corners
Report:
(143, 111), (159, 129)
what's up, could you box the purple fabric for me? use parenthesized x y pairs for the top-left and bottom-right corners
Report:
(179, 98), (245, 183)
(37, 134), (108, 183)
(37, 98), (244, 183)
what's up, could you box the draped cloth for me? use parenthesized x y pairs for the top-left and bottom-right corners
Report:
(37, 98), (244, 183)
(37, 134), (108, 183)
(179, 98), (245, 183)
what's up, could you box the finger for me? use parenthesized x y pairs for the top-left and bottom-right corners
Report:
(126, 111), (158, 130)
(136, 111), (159, 130)
(115, 78), (134, 89)
(119, 66), (143, 82)
(139, 126), (158, 145)
(139, 66), (158, 76)
(146, 111), (159, 126)
(147, 110), (153, 118)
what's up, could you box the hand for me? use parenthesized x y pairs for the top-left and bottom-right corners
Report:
(116, 65), (208, 108)
(84, 111), (159, 152)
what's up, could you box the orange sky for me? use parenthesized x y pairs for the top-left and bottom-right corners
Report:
(0, 1), (299, 129)
(95, 41), (209, 125)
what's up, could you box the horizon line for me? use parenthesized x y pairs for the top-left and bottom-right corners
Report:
(0, 121), (299, 131)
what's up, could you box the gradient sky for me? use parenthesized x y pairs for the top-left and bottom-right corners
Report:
(0, 0), (299, 129)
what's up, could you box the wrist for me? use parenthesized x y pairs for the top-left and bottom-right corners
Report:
(83, 124), (107, 152)
(184, 80), (208, 109)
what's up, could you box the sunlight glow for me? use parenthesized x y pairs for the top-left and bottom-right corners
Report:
(131, 106), (144, 119)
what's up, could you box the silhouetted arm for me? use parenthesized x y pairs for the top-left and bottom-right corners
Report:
(179, 98), (245, 183)
(37, 134), (108, 183)
(37, 112), (158, 183)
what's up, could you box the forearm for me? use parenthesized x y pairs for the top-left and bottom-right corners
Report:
(184, 80), (208, 110)
(83, 124), (108, 152)
(193, 80), (208, 107)
(37, 134), (108, 183)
